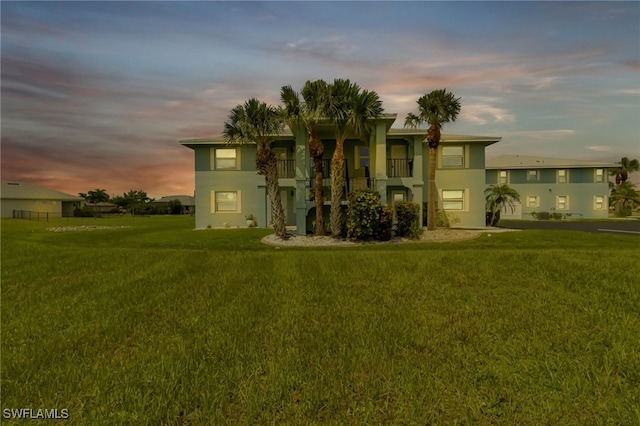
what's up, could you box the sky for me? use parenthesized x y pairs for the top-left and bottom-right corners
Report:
(2, 1), (639, 199)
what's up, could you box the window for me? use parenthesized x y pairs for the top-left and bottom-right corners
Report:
(212, 191), (240, 212)
(557, 169), (567, 183)
(442, 146), (464, 167)
(595, 168), (604, 182)
(527, 170), (539, 181)
(391, 191), (405, 204)
(595, 196), (605, 210)
(355, 146), (369, 169)
(557, 195), (569, 210)
(442, 190), (464, 210)
(527, 195), (539, 207)
(214, 148), (238, 170)
(498, 170), (508, 184)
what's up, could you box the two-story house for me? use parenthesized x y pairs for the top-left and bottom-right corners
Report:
(180, 113), (501, 233)
(486, 155), (615, 220)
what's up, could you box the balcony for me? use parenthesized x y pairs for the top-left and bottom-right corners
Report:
(277, 159), (296, 178)
(387, 158), (413, 177)
(308, 177), (376, 201)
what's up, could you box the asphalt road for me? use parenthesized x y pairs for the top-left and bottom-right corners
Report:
(497, 219), (640, 237)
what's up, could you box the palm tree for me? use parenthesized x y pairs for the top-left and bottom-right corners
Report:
(404, 89), (461, 231)
(610, 157), (639, 186)
(326, 79), (384, 237)
(280, 80), (329, 236)
(484, 184), (520, 226)
(223, 98), (287, 238)
(609, 181), (640, 216)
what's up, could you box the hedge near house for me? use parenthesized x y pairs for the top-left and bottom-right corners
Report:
(395, 201), (423, 239)
(346, 190), (381, 241)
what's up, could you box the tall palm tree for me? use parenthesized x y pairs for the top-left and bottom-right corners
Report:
(223, 98), (287, 238)
(484, 184), (520, 226)
(610, 157), (639, 186)
(404, 89), (461, 231)
(280, 80), (329, 235)
(326, 79), (384, 237)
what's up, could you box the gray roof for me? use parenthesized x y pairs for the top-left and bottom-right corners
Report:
(1, 181), (83, 201)
(152, 195), (195, 205)
(486, 155), (616, 169)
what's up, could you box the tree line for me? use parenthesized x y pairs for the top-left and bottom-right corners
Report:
(77, 189), (186, 215)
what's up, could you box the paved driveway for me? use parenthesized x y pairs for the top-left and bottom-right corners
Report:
(498, 219), (640, 236)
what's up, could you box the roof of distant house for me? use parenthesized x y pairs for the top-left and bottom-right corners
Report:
(1, 181), (83, 201)
(486, 155), (617, 169)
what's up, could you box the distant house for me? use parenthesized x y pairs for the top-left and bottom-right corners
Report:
(486, 155), (615, 219)
(1, 181), (83, 219)
(180, 113), (500, 233)
(151, 195), (196, 214)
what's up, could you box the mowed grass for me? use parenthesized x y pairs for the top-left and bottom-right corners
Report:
(2, 216), (639, 425)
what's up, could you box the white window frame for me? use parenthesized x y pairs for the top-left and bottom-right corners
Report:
(211, 190), (241, 213)
(442, 189), (466, 211)
(595, 168), (604, 183)
(557, 169), (568, 183)
(212, 148), (239, 170)
(498, 170), (508, 184)
(441, 146), (465, 168)
(526, 195), (539, 208)
(527, 170), (539, 181)
(594, 195), (606, 210)
(556, 195), (569, 210)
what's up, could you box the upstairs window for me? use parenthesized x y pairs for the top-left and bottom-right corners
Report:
(355, 146), (370, 169)
(498, 170), (508, 184)
(595, 168), (604, 182)
(558, 169), (567, 183)
(527, 170), (539, 181)
(214, 148), (238, 170)
(442, 146), (464, 167)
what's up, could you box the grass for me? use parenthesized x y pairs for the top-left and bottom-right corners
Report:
(2, 215), (639, 424)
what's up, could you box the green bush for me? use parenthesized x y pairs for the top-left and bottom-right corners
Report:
(395, 201), (423, 239)
(73, 207), (98, 217)
(375, 206), (393, 241)
(346, 190), (381, 241)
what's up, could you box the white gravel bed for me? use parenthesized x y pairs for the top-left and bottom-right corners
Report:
(261, 228), (493, 247)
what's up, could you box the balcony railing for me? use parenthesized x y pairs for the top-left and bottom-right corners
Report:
(277, 159), (296, 178)
(307, 177), (376, 201)
(387, 158), (413, 177)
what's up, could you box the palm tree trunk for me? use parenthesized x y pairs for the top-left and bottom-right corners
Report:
(258, 146), (287, 238)
(309, 133), (325, 236)
(427, 145), (438, 231)
(330, 140), (345, 237)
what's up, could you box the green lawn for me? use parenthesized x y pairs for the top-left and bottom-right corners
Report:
(2, 216), (639, 424)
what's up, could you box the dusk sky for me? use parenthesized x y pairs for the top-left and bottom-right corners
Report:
(2, 1), (639, 198)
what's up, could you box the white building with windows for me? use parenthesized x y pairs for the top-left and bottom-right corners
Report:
(486, 155), (615, 220)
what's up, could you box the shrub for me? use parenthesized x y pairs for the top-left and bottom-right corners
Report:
(486, 210), (501, 226)
(73, 207), (97, 217)
(346, 190), (381, 241)
(375, 206), (393, 241)
(395, 201), (423, 239)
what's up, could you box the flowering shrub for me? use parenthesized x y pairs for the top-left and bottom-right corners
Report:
(346, 190), (381, 241)
(395, 201), (423, 239)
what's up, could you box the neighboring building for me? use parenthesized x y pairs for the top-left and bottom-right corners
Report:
(486, 155), (615, 220)
(151, 195), (196, 214)
(180, 113), (500, 233)
(1, 181), (83, 218)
